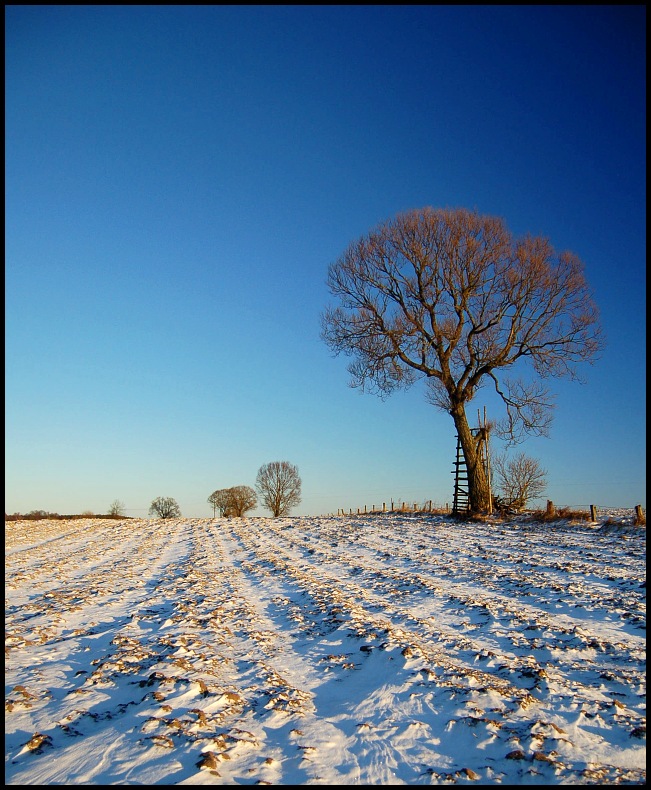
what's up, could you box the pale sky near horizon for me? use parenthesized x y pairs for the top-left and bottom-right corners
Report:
(5, 5), (646, 517)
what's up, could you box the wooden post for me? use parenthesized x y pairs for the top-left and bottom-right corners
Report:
(484, 406), (493, 514)
(391, 500), (394, 511)
(634, 505), (644, 525)
(590, 504), (597, 521)
(428, 500), (432, 512)
(546, 500), (555, 518)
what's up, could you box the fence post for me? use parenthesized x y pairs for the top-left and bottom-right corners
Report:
(590, 504), (597, 521)
(383, 502), (386, 512)
(634, 505), (644, 525)
(546, 500), (555, 518)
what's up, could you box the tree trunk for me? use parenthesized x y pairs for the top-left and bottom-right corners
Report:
(451, 405), (491, 513)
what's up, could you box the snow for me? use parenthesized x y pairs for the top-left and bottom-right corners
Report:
(5, 512), (646, 785)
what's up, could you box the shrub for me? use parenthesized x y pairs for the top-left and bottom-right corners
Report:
(527, 506), (590, 523)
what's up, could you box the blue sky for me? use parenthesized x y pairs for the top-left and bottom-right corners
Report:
(5, 5), (646, 517)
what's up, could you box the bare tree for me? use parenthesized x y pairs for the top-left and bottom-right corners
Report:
(322, 207), (604, 513)
(493, 452), (547, 512)
(256, 461), (302, 517)
(149, 496), (181, 519)
(208, 489), (230, 517)
(107, 499), (125, 517)
(209, 487), (257, 517)
(225, 485), (258, 517)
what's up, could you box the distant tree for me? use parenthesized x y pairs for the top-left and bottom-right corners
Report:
(493, 452), (547, 512)
(256, 461), (302, 517)
(208, 490), (221, 517)
(225, 485), (258, 517)
(208, 489), (231, 517)
(209, 486), (258, 517)
(149, 496), (181, 519)
(107, 499), (126, 517)
(321, 206), (604, 513)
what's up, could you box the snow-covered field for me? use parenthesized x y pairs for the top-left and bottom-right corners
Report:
(5, 513), (646, 785)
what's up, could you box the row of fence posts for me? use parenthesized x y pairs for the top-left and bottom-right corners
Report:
(333, 501), (645, 523)
(336, 501), (447, 516)
(549, 501), (645, 524)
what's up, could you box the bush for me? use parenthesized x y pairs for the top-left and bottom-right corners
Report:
(527, 506), (591, 523)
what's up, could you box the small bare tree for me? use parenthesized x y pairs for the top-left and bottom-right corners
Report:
(149, 496), (181, 519)
(493, 452), (547, 512)
(208, 489), (230, 517)
(322, 206), (604, 513)
(256, 461), (302, 517)
(209, 486), (257, 517)
(107, 499), (125, 517)
(224, 485), (257, 517)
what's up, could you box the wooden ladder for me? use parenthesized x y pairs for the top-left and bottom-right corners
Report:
(452, 435), (470, 515)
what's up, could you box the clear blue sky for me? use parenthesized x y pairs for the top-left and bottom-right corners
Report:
(5, 5), (646, 517)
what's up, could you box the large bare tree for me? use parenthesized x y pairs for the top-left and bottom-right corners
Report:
(321, 207), (604, 513)
(256, 461), (302, 517)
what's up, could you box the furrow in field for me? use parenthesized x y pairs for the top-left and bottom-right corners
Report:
(5, 516), (646, 786)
